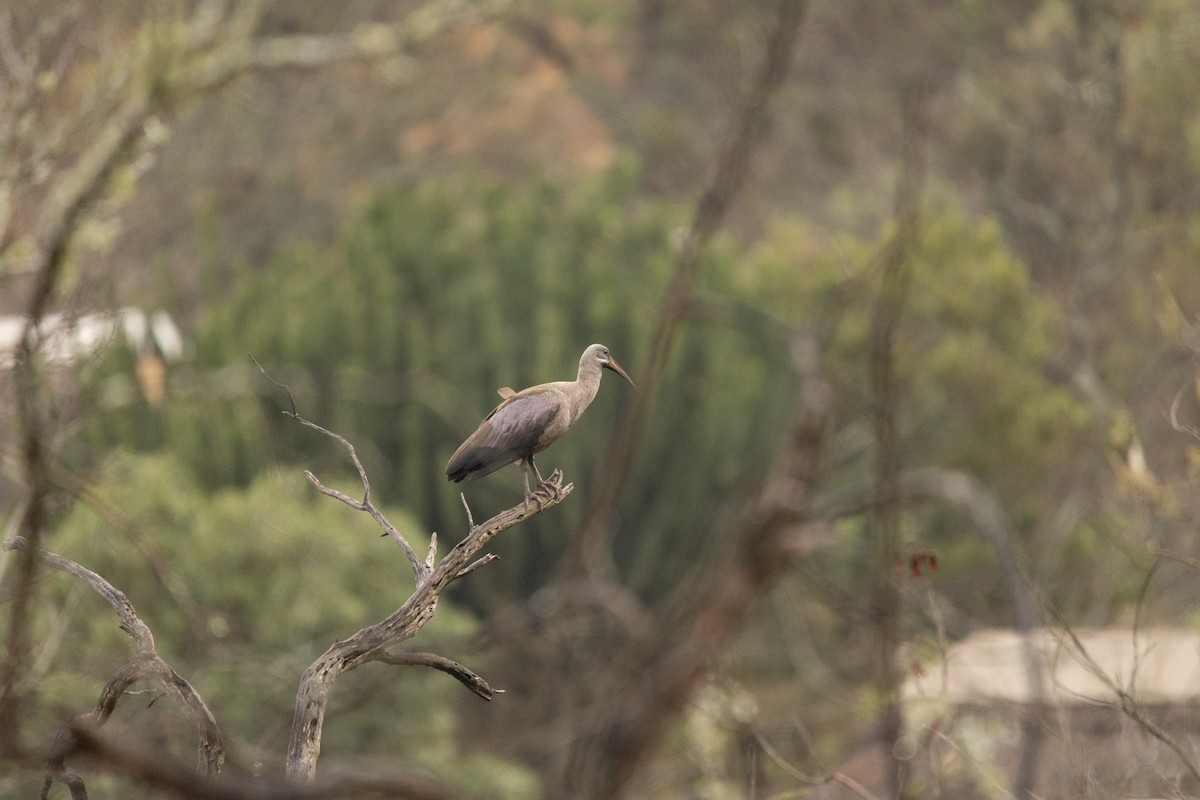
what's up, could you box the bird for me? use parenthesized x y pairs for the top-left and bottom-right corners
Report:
(445, 343), (635, 504)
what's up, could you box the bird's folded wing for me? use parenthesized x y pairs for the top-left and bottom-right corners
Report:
(480, 393), (561, 452)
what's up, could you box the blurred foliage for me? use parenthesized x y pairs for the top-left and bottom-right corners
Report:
(81, 166), (798, 606)
(8, 0), (1200, 795)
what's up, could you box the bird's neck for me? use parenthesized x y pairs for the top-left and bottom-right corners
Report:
(569, 362), (603, 419)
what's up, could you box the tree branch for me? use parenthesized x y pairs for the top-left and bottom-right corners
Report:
(254, 356), (428, 579)
(51, 724), (464, 800)
(376, 651), (503, 702)
(287, 470), (570, 781)
(2, 537), (225, 793)
(265, 354), (575, 783)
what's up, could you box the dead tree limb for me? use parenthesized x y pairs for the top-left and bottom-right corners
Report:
(865, 81), (928, 800)
(287, 475), (569, 781)
(253, 355), (428, 579)
(260, 367), (571, 782)
(2, 537), (224, 795)
(51, 723), (464, 800)
(376, 652), (503, 702)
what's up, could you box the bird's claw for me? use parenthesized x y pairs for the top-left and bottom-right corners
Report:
(524, 470), (564, 511)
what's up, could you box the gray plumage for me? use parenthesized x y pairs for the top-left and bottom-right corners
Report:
(445, 344), (635, 496)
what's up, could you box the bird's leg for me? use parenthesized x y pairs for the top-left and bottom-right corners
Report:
(530, 455), (546, 485)
(521, 458), (545, 511)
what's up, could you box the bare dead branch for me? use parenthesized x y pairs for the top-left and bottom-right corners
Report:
(376, 651), (503, 701)
(52, 724), (464, 800)
(454, 553), (499, 581)
(3, 537), (225, 790)
(5, 538), (155, 654)
(254, 357), (427, 580)
(282, 410), (572, 781)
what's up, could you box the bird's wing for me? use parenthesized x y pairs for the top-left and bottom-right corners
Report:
(445, 391), (562, 482)
(481, 392), (561, 453)
(497, 386), (516, 399)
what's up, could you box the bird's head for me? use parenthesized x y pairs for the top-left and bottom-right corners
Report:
(584, 343), (636, 389)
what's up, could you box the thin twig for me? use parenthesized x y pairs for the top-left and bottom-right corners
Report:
(1168, 383), (1200, 441)
(254, 356), (427, 581)
(1045, 608), (1200, 786)
(1147, 546), (1200, 573)
(751, 727), (880, 800)
(459, 492), (476, 532)
(453, 554), (499, 581)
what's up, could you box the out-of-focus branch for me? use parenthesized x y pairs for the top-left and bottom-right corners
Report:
(568, 0), (809, 577)
(3, 0), (508, 279)
(184, 0), (509, 94)
(865, 82), (926, 800)
(898, 469), (1043, 797)
(751, 727), (880, 800)
(2, 537), (224, 794)
(562, 338), (830, 799)
(1047, 613), (1200, 787)
(52, 723), (464, 800)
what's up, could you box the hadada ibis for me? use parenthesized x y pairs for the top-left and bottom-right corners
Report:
(445, 344), (635, 502)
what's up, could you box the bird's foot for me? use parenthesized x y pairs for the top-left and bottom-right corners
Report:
(524, 490), (546, 513)
(535, 470), (565, 500)
(525, 470), (564, 511)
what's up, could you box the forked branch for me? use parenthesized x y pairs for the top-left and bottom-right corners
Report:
(2, 537), (224, 796)
(255, 360), (572, 781)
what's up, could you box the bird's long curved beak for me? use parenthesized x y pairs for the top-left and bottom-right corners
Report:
(604, 357), (636, 389)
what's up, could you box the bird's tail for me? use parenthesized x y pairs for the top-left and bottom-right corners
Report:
(445, 446), (517, 483)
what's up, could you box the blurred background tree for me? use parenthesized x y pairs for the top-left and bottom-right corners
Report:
(4, 0), (1200, 798)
